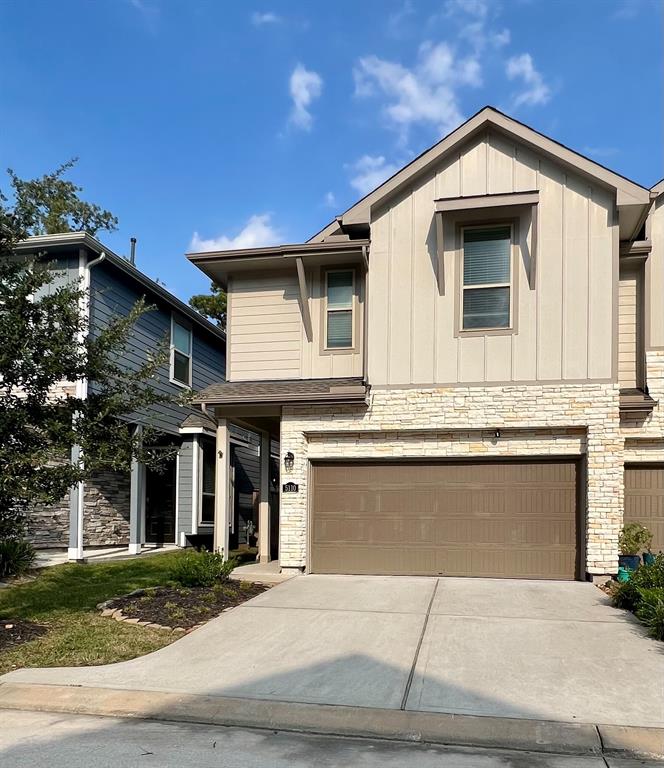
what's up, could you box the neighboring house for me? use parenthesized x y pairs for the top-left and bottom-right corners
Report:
(187, 106), (664, 582)
(16, 232), (262, 561)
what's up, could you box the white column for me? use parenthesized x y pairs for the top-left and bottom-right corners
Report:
(67, 444), (85, 562)
(128, 426), (144, 555)
(214, 418), (231, 558)
(258, 431), (271, 563)
(191, 434), (200, 536)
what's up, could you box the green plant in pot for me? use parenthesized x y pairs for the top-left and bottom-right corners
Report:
(618, 523), (653, 571)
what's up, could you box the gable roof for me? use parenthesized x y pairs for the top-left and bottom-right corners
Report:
(309, 106), (651, 242)
(15, 232), (226, 342)
(652, 178), (664, 197)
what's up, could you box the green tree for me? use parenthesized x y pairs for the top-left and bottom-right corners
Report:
(8, 158), (118, 236)
(189, 282), (227, 329)
(0, 164), (179, 539)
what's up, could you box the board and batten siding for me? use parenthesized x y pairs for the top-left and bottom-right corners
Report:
(367, 130), (617, 386)
(89, 261), (226, 434)
(647, 194), (664, 349)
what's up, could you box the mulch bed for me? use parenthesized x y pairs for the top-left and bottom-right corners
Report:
(105, 581), (267, 630)
(0, 619), (48, 651)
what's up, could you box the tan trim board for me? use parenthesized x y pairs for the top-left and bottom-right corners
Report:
(369, 378), (615, 389)
(435, 190), (539, 212)
(295, 257), (313, 342)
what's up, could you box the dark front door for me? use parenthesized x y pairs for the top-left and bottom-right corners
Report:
(145, 458), (176, 545)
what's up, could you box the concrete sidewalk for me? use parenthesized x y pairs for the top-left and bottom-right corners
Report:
(1, 575), (663, 758)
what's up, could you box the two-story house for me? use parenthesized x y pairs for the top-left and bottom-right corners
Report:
(187, 107), (663, 583)
(16, 232), (265, 562)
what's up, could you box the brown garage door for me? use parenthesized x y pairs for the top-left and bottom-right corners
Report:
(311, 460), (579, 579)
(625, 465), (664, 554)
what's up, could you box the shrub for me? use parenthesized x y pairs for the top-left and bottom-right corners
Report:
(613, 554), (664, 612)
(635, 588), (664, 641)
(618, 523), (653, 555)
(0, 538), (36, 577)
(170, 549), (236, 588)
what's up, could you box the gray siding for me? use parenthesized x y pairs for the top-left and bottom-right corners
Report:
(89, 260), (225, 435)
(35, 253), (80, 299)
(177, 437), (194, 537)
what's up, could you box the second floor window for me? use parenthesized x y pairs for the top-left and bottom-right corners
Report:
(326, 270), (354, 348)
(170, 316), (192, 386)
(462, 225), (512, 330)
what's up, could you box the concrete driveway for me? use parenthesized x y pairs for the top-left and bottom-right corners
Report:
(3, 575), (663, 727)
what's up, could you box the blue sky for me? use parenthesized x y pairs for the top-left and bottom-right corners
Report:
(1, 0), (662, 303)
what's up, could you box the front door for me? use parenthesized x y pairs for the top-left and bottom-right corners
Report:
(145, 457), (176, 545)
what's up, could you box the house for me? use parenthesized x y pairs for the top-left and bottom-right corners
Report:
(187, 106), (664, 582)
(16, 232), (265, 561)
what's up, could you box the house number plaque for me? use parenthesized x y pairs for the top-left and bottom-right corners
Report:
(282, 482), (299, 493)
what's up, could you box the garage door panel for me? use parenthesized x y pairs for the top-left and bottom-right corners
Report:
(311, 460), (579, 579)
(625, 466), (664, 552)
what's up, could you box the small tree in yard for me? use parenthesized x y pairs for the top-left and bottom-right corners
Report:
(0, 161), (182, 571)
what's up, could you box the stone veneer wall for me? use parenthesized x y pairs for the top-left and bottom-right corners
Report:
(26, 469), (131, 549)
(83, 470), (131, 546)
(280, 383), (623, 576)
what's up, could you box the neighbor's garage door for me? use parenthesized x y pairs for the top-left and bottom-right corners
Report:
(310, 460), (579, 579)
(624, 465), (664, 553)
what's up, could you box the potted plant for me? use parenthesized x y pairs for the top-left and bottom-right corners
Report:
(618, 523), (653, 571)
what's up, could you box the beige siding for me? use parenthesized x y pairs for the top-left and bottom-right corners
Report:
(647, 195), (664, 348)
(228, 271), (302, 381)
(368, 129), (617, 386)
(618, 268), (639, 388)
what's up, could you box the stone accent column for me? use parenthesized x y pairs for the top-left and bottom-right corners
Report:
(279, 414), (308, 570)
(585, 423), (624, 577)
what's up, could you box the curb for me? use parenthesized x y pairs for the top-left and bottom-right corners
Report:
(0, 682), (662, 759)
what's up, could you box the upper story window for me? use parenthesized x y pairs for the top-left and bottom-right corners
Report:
(462, 225), (512, 331)
(170, 315), (192, 387)
(325, 269), (354, 349)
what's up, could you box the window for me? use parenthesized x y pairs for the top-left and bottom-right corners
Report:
(462, 225), (512, 330)
(200, 438), (215, 525)
(170, 316), (192, 386)
(325, 270), (354, 349)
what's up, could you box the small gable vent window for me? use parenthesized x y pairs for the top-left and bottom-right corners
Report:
(170, 316), (192, 387)
(462, 225), (512, 330)
(326, 270), (354, 349)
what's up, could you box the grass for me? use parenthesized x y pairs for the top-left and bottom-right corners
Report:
(0, 550), (186, 675)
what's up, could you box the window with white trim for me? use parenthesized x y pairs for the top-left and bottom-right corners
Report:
(200, 437), (215, 525)
(325, 270), (354, 348)
(462, 225), (512, 330)
(170, 316), (192, 386)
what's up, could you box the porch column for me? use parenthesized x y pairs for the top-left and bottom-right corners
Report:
(214, 418), (231, 558)
(258, 431), (271, 563)
(67, 444), (85, 562)
(128, 425), (144, 555)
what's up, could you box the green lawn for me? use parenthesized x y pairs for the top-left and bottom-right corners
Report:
(0, 551), (186, 675)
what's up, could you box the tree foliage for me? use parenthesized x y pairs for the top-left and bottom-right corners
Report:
(189, 282), (226, 328)
(0, 163), (181, 533)
(7, 158), (118, 237)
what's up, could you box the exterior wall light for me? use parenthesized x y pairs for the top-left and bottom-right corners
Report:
(284, 451), (295, 471)
(494, 429), (501, 439)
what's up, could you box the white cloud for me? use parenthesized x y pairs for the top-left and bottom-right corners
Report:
(323, 191), (337, 208)
(437, 0), (509, 52)
(189, 214), (282, 252)
(348, 155), (400, 196)
(506, 53), (551, 108)
(251, 11), (281, 25)
(289, 64), (323, 131)
(354, 41), (481, 140)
